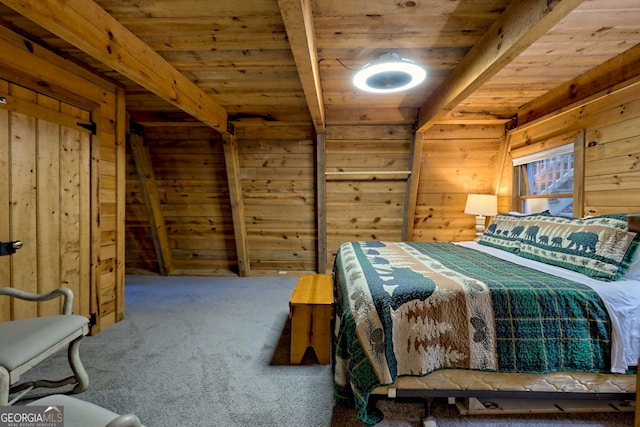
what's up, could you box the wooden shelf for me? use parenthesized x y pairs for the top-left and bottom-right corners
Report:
(325, 170), (411, 181)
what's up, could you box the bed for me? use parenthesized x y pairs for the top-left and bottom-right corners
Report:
(332, 212), (640, 425)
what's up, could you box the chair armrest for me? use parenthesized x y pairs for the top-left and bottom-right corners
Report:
(105, 414), (143, 427)
(0, 287), (74, 315)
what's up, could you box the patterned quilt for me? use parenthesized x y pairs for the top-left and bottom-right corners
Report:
(333, 241), (612, 425)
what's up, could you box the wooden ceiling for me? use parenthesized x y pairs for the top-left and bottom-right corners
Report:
(0, 0), (639, 133)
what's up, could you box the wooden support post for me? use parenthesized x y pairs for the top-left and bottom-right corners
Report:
(403, 131), (423, 241)
(129, 130), (174, 276)
(222, 131), (250, 277)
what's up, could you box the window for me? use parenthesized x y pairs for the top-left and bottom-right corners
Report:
(513, 144), (574, 216)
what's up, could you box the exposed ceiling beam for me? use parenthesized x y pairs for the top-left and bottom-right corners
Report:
(416, 0), (585, 133)
(278, 0), (326, 133)
(0, 0), (228, 132)
(518, 43), (640, 126)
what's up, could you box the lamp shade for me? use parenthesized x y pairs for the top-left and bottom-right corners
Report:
(464, 194), (497, 217)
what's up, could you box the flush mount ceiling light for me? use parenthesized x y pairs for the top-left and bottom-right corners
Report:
(353, 53), (426, 94)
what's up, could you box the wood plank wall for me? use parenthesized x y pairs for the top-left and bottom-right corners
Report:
(123, 82), (639, 276)
(325, 124), (412, 272)
(124, 79), (640, 276)
(125, 171), (159, 273)
(97, 89), (126, 330)
(125, 126), (236, 275)
(413, 79), (640, 244)
(508, 81), (640, 216)
(237, 124), (317, 274)
(125, 122), (317, 275)
(412, 124), (505, 242)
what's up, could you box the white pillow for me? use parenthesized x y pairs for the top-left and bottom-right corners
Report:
(623, 251), (640, 280)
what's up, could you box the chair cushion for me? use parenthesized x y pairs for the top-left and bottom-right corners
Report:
(0, 315), (89, 370)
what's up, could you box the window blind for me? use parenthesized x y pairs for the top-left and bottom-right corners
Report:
(512, 143), (573, 166)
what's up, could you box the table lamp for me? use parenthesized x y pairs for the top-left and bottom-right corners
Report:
(464, 194), (498, 241)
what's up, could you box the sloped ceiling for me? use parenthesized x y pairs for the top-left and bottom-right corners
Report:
(0, 0), (639, 133)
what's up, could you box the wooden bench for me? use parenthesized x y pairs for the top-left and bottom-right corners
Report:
(289, 274), (333, 364)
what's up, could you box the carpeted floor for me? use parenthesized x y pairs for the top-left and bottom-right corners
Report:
(16, 275), (635, 426)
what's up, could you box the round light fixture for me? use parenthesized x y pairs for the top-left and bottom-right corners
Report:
(353, 53), (426, 94)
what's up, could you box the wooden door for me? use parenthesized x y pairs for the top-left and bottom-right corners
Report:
(0, 80), (91, 320)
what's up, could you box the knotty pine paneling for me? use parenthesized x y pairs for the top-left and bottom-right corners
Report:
(125, 126), (237, 275)
(125, 123), (317, 275)
(584, 116), (640, 215)
(125, 154), (159, 274)
(413, 124), (504, 242)
(325, 124), (412, 272)
(417, 83), (640, 244)
(507, 77), (640, 218)
(237, 125), (316, 274)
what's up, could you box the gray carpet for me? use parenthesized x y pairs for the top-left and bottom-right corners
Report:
(18, 275), (635, 426)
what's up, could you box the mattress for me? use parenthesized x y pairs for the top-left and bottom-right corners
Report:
(370, 368), (635, 395)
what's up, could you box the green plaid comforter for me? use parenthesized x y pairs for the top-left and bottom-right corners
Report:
(333, 242), (611, 425)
